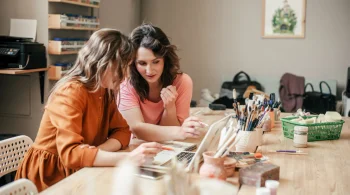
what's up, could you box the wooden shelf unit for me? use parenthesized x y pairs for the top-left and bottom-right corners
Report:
(0, 68), (49, 103)
(0, 68), (49, 75)
(49, 26), (99, 31)
(48, 14), (99, 31)
(48, 40), (81, 55)
(48, 0), (100, 8)
(48, 1), (99, 82)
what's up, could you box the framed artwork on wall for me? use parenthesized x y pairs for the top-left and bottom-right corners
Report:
(262, 0), (306, 38)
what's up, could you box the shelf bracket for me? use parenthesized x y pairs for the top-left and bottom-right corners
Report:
(39, 71), (45, 104)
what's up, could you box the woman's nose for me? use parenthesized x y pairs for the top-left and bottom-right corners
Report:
(145, 64), (152, 73)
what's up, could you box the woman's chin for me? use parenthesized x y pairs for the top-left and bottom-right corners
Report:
(145, 77), (159, 84)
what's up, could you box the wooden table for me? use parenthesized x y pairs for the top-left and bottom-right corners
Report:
(238, 113), (350, 195)
(40, 108), (237, 195)
(40, 109), (350, 195)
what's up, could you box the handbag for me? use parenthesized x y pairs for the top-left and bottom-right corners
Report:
(303, 81), (336, 114)
(219, 71), (263, 104)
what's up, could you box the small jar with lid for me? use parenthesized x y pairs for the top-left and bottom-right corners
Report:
(293, 126), (308, 148)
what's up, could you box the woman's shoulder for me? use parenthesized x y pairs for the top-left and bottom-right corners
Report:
(47, 81), (88, 110)
(173, 73), (193, 87)
(119, 79), (141, 101)
(120, 79), (136, 93)
(55, 81), (87, 96)
(49, 81), (89, 103)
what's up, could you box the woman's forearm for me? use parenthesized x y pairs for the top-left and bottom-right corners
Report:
(132, 123), (181, 142)
(159, 106), (180, 126)
(98, 138), (122, 152)
(93, 150), (128, 167)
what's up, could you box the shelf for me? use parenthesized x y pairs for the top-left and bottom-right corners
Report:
(0, 68), (49, 104)
(48, 0), (100, 8)
(49, 51), (79, 55)
(0, 68), (49, 75)
(48, 40), (82, 55)
(49, 26), (99, 31)
(48, 14), (99, 30)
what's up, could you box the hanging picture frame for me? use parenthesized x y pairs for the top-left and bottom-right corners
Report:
(262, 0), (306, 38)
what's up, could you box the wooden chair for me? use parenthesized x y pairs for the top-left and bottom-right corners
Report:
(0, 178), (38, 195)
(0, 135), (33, 178)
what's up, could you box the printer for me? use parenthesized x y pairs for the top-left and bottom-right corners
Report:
(0, 36), (47, 69)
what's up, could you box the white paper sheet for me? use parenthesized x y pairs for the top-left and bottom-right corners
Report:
(10, 19), (37, 41)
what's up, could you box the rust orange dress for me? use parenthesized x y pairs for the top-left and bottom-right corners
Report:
(15, 82), (131, 192)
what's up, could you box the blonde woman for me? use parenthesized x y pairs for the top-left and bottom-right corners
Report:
(15, 29), (162, 192)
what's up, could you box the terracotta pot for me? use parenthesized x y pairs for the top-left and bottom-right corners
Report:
(199, 151), (227, 180)
(224, 158), (237, 177)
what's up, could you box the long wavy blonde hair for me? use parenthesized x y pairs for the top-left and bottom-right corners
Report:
(49, 29), (135, 103)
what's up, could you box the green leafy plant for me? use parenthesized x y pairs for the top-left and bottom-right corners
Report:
(272, 7), (297, 34)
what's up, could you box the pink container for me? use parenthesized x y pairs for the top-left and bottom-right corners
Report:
(199, 151), (227, 180)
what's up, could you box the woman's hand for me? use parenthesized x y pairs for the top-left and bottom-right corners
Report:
(128, 142), (162, 165)
(79, 144), (96, 149)
(177, 116), (205, 140)
(160, 85), (178, 110)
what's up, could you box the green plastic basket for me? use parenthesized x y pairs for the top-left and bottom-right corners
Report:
(280, 116), (345, 142)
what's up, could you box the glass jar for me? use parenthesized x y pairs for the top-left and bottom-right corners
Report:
(293, 126), (308, 148)
(60, 14), (68, 27)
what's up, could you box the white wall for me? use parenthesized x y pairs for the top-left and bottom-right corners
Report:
(0, 0), (49, 139)
(0, 0), (141, 140)
(99, 0), (141, 34)
(141, 0), (350, 100)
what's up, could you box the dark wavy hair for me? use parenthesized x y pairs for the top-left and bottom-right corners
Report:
(129, 24), (182, 102)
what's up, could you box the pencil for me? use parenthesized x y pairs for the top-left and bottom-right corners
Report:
(161, 146), (174, 151)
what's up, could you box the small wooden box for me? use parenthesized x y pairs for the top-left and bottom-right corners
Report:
(49, 65), (66, 80)
(239, 163), (280, 187)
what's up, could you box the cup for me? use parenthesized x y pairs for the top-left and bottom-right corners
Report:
(265, 180), (279, 195)
(234, 131), (258, 152)
(256, 187), (271, 195)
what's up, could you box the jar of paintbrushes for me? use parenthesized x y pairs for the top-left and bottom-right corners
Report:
(232, 109), (265, 151)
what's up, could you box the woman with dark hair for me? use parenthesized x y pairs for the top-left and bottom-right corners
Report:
(117, 24), (204, 142)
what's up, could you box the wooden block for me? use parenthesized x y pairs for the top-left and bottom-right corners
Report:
(48, 14), (61, 29)
(48, 65), (63, 80)
(239, 162), (279, 187)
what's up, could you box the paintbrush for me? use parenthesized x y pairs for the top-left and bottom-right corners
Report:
(244, 107), (252, 131)
(222, 131), (242, 157)
(233, 89), (237, 104)
(199, 121), (209, 127)
(161, 146), (175, 151)
(268, 151), (308, 155)
(194, 155), (200, 173)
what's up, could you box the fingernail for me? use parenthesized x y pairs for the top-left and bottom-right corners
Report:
(199, 122), (209, 127)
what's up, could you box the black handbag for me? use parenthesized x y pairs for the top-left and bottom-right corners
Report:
(219, 71), (263, 104)
(303, 81), (336, 114)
